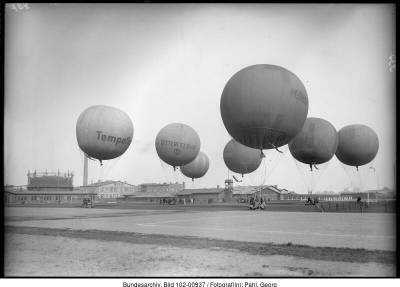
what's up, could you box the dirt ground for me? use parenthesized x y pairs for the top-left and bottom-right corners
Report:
(4, 227), (396, 277)
(4, 207), (396, 277)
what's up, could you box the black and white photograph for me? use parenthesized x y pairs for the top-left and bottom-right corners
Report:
(3, 3), (397, 278)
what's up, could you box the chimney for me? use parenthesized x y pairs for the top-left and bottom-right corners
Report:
(83, 154), (88, 186)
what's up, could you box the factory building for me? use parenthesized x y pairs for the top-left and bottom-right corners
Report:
(27, 170), (73, 191)
(4, 170), (87, 205)
(4, 170), (138, 205)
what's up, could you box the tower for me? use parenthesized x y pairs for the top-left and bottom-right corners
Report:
(225, 179), (233, 191)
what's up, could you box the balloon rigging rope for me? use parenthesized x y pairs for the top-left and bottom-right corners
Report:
(341, 163), (353, 189)
(293, 157), (310, 193)
(158, 158), (170, 183)
(103, 156), (122, 180)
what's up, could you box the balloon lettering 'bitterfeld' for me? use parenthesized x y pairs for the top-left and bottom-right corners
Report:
(220, 64), (308, 150)
(155, 123), (200, 168)
(76, 105), (133, 161)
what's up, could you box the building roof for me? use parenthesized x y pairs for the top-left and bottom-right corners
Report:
(4, 189), (92, 195)
(232, 185), (286, 195)
(231, 186), (259, 195)
(262, 185), (282, 194)
(140, 182), (183, 186)
(177, 188), (222, 195)
(82, 180), (135, 188)
(127, 191), (177, 198)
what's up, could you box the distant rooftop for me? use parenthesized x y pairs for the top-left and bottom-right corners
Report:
(140, 182), (183, 186)
(177, 188), (222, 195)
(84, 180), (135, 187)
(127, 191), (177, 198)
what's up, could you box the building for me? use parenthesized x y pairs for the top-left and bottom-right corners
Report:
(339, 191), (378, 201)
(374, 187), (396, 199)
(4, 189), (95, 205)
(138, 182), (185, 193)
(27, 170), (73, 191)
(174, 179), (234, 204)
(176, 187), (225, 204)
(3, 170), (93, 205)
(232, 185), (290, 202)
(122, 182), (185, 203)
(124, 191), (177, 203)
(258, 185), (284, 201)
(281, 193), (354, 201)
(231, 186), (258, 202)
(79, 180), (137, 200)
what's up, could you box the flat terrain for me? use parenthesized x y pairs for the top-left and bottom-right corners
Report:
(5, 207), (396, 250)
(4, 206), (397, 277)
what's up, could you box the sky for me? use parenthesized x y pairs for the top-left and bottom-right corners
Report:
(4, 3), (396, 193)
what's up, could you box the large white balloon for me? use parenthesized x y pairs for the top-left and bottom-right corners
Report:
(76, 105), (133, 162)
(220, 64), (308, 150)
(180, 151), (209, 181)
(223, 139), (262, 176)
(155, 123), (201, 169)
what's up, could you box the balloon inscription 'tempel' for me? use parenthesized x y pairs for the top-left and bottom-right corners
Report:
(95, 131), (131, 146)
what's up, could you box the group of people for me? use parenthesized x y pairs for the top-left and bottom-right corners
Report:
(181, 198), (195, 205)
(159, 198), (195, 205)
(305, 197), (324, 212)
(160, 198), (176, 205)
(248, 196), (267, 210)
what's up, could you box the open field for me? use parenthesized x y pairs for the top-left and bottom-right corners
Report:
(4, 206), (397, 277)
(7, 199), (396, 213)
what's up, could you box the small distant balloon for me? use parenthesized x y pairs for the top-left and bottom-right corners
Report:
(289, 117), (338, 170)
(76, 105), (134, 163)
(223, 139), (262, 176)
(220, 64), (309, 151)
(180, 151), (209, 181)
(155, 123), (200, 169)
(335, 124), (379, 169)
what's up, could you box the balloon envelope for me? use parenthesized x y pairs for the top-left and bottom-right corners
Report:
(76, 105), (133, 161)
(220, 64), (308, 150)
(335, 124), (379, 167)
(155, 123), (201, 168)
(180, 151), (209, 180)
(289, 117), (338, 165)
(223, 139), (262, 175)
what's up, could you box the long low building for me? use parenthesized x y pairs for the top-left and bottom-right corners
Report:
(123, 191), (177, 203)
(176, 187), (229, 204)
(232, 185), (296, 202)
(4, 189), (95, 205)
